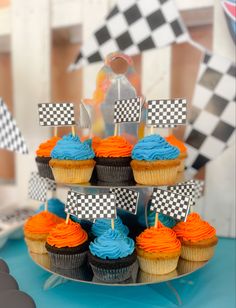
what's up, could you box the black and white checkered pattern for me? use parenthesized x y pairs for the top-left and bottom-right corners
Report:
(0, 208), (34, 224)
(70, 0), (189, 70)
(28, 172), (47, 202)
(150, 188), (190, 221)
(168, 181), (196, 207)
(0, 98), (28, 154)
(38, 103), (76, 127)
(114, 97), (141, 123)
(147, 99), (187, 127)
(109, 187), (139, 214)
(65, 190), (78, 216)
(185, 52), (235, 175)
(46, 179), (57, 191)
(189, 179), (205, 199)
(77, 193), (117, 220)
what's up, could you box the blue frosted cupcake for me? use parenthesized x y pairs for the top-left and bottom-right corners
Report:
(131, 134), (180, 185)
(36, 198), (66, 219)
(88, 229), (136, 282)
(91, 216), (129, 237)
(49, 134), (95, 183)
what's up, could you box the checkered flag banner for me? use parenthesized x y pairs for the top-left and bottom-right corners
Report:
(189, 179), (205, 199)
(28, 172), (47, 202)
(114, 97), (142, 124)
(147, 99), (187, 127)
(46, 179), (57, 191)
(69, 0), (189, 70)
(38, 103), (76, 127)
(109, 187), (139, 214)
(65, 190), (78, 217)
(185, 52), (235, 175)
(0, 98), (28, 154)
(77, 193), (117, 220)
(150, 188), (190, 221)
(168, 181), (196, 207)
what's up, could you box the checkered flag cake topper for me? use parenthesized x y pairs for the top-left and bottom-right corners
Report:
(77, 193), (117, 220)
(109, 187), (139, 215)
(69, 0), (189, 70)
(46, 178), (57, 191)
(168, 181), (196, 207)
(189, 179), (205, 199)
(147, 98), (187, 127)
(150, 188), (190, 222)
(28, 172), (47, 202)
(65, 190), (78, 217)
(185, 52), (235, 175)
(0, 98), (28, 154)
(114, 97), (142, 124)
(38, 102), (76, 127)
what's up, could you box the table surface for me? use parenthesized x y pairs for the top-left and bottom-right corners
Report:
(0, 238), (235, 308)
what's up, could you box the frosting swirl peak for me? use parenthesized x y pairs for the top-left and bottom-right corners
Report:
(95, 136), (133, 157)
(36, 136), (61, 157)
(166, 135), (187, 153)
(92, 216), (129, 237)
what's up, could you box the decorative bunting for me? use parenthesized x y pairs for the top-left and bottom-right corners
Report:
(28, 172), (47, 202)
(69, 0), (189, 70)
(185, 52), (235, 174)
(168, 181), (196, 206)
(150, 188), (190, 221)
(147, 99), (187, 127)
(38, 103), (76, 127)
(0, 98), (28, 154)
(65, 190), (78, 216)
(109, 187), (139, 214)
(114, 97), (142, 124)
(77, 193), (117, 220)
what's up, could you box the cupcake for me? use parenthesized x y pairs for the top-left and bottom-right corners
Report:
(148, 211), (177, 228)
(166, 135), (187, 172)
(131, 134), (180, 185)
(91, 216), (129, 237)
(35, 136), (61, 179)
(36, 198), (66, 219)
(88, 229), (137, 282)
(50, 134), (95, 184)
(45, 220), (89, 269)
(24, 212), (63, 254)
(136, 223), (181, 275)
(94, 136), (133, 183)
(173, 213), (218, 261)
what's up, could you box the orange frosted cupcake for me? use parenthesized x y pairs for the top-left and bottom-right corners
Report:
(136, 223), (181, 275)
(24, 212), (64, 254)
(46, 220), (89, 269)
(173, 213), (218, 261)
(166, 135), (187, 172)
(35, 136), (61, 179)
(94, 136), (134, 183)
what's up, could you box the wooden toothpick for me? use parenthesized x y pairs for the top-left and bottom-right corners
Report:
(111, 218), (115, 230)
(154, 213), (159, 228)
(44, 200), (48, 212)
(71, 126), (76, 136)
(53, 127), (58, 137)
(66, 213), (70, 224)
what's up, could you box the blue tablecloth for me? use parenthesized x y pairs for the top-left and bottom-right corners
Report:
(0, 238), (235, 308)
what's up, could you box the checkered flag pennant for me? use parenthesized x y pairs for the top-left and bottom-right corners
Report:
(0, 98), (28, 154)
(189, 179), (205, 199)
(150, 188), (190, 221)
(28, 172), (47, 202)
(65, 190), (78, 216)
(185, 52), (235, 175)
(168, 181), (196, 206)
(77, 193), (117, 220)
(69, 0), (189, 70)
(109, 187), (139, 214)
(114, 97), (142, 124)
(46, 178), (57, 191)
(38, 102), (76, 127)
(147, 99), (187, 127)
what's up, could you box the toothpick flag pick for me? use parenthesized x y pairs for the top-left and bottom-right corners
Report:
(77, 193), (117, 220)
(109, 187), (139, 215)
(69, 0), (189, 70)
(0, 98), (28, 154)
(147, 99), (187, 127)
(28, 172), (47, 202)
(65, 190), (78, 217)
(38, 103), (76, 127)
(168, 181), (196, 206)
(46, 178), (57, 192)
(150, 188), (190, 222)
(114, 97), (142, 124)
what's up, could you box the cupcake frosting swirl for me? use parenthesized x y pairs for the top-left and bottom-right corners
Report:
(166, 135), (187, 153)
(132, 134), (180, 161)
(173, 213), (216, 243)
(95, 136), (133, 157)
(24, 212), (63, 234)
(136, 224), (181, 253)
(51, 134), (95, 160)
(89, 229), (134, 259)
(47, 220), (88, 248)
(92, 217), (129, 237)
(36, 136), (61, 157)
